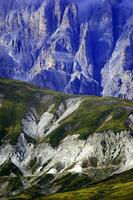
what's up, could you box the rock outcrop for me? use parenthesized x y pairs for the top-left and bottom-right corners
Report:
(0, 79), (133, 197)
(0, 0), (132, 98)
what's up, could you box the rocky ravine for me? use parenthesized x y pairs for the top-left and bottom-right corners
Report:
(0, 79), (133, 198)
(0, 0), (132, 99)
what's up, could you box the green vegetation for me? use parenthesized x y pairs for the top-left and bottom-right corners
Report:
(43, 168), (133, 200)
(0, 79), (34, 144)
(0, 78), (68, 144)
(6, 174), (54, 200)
(0, 176), (23, 197)
(41, 182), (133, 200)
(0, 160), (22, 176)
(53, 173), (92, 192)
(8, 168), (133, 200)
(48, 97), (133, 147)
(27, 157), (42, 174)
(0, 100), (26, 144)
(0, 78), (132, 148)
(0, 78), (132, 200)
(37, 173), (54, 185)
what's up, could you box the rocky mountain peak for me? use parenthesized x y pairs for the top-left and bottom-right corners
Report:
(61, 2), (78, 30)
(53, 0), (68, 27)
(0, 0), (132, 99)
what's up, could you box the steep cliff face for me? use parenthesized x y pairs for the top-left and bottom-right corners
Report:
(0, 79), (133, 198)
(0, 0), (132, 98)
(88, 0), (114, 81)
(102, 19), (133, 100)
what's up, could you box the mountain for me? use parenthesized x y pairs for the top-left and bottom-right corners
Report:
(0, 0), (132, 99)
(0, 78), (133, 199)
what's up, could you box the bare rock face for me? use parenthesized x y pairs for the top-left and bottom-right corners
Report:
(88, 0), (114, 81)
(28, 2), (79, 92)
(101, 21), (133, 100)
(0, 0), (132, 99)
(65, 23), (99, 95)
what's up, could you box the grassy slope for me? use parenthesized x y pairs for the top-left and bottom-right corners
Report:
(0, 78), (133, 199)
(47, 97), (133, 147)
(8, 168), (133, 200)
(0, 78), (133, 147)
(44, 168), (133, 200)
(0, 78), (68, 145)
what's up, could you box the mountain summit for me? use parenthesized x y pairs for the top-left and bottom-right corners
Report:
(0, 0), (132, 99)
